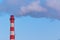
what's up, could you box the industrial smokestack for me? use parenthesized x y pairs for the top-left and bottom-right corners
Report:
(10, 15), (15, 40)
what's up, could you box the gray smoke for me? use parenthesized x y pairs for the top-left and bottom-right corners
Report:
(0, 0), (60, 19)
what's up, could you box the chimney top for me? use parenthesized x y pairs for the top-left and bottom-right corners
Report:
(10, 15), (15, 23)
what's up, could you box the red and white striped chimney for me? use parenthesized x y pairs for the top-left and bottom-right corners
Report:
(10, 15), (15, 40)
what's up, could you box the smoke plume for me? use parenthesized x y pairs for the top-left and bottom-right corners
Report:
(0, 0), (60, 19)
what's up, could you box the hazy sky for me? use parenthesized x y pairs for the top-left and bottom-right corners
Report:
(0, 0), (60, 40)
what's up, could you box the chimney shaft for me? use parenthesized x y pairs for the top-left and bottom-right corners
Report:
(10, 15), (15, 40)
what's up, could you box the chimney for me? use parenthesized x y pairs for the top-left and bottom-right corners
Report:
(10, 15), (15, 40)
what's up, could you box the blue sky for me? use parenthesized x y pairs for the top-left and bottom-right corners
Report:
(0, 14), (60, 40)
(0, 0), (60, 40)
